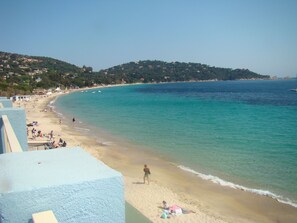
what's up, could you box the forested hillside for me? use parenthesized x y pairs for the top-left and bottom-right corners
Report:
(0, 51), (269, 96)
(95, 60), (268, 84)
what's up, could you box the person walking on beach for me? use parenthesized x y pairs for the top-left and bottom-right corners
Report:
(143, 164), (151, 185)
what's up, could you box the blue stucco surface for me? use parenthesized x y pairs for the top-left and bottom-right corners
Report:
(0, 99), (12, 108)
(0, 148), (124, 223)
(0, 108), (28, 153)
(0, 118), (3, 154)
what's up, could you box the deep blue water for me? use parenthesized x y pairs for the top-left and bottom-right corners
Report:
(55, 80), (297, 207)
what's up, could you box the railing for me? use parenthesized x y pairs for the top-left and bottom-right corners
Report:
(32, 210), (58, 223)
(2, 115), (23, 153)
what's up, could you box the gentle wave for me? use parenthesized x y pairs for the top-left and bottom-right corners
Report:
(96, 140), (113, 146)
(47, 101), (63, 119)
(55, 112), (64, 117)
(74, 127), (90, 132)
(47, 100), (56, 110)
(48, 98), (58, 107)
(178, 165), (297, 208)
(47, 103), (54, 108)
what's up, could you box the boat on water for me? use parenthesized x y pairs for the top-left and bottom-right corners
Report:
(289, 88), (297, 92)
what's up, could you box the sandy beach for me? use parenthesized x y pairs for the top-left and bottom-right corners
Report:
(18, 90), (297, 223)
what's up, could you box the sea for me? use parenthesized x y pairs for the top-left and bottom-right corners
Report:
(54, 80), (297, 208)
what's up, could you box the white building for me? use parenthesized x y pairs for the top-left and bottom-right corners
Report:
(10, 95), (31, 102)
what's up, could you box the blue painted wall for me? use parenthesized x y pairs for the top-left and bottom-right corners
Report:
(0, 148), (124, 223)
(0, 108), (28, 153)
(0, 99), (12, 108)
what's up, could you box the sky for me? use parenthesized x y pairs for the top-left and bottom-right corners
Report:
(0, 0), (296, 77)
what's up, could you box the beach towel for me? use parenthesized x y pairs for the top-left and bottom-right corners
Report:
(169, 205), (183, 215)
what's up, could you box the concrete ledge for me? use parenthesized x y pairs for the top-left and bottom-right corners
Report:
(0, 148), (124, 223)
(0, 99), (12, 108)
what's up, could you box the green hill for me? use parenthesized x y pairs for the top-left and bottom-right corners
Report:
(0, 51), (269, 96)
(0, 51), (88, 95)
(94, 60), (269, 84)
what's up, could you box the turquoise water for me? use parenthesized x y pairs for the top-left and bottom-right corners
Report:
(54, 80), (297, 207)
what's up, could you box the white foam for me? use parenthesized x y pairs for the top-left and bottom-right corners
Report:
(97, 141), (113, 146)
(74, 127), (90, 132)
(178, 165), (297, 208)
(55, 112), (63, 117)
(47, 99), (57, 110)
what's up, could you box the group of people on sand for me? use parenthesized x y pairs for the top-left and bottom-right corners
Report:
(26, 117), (76, 149)
(44, 137), (67, 150)
(29, 127), (54, 141)
(51, 138), (67, 148)
(48, 130), (67, 149)
(29, 128), (44, 139)
(27, 125), (67, 149)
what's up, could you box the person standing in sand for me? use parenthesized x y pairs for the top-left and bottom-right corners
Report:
(143, 164), (151, 184)
(49, 130), (54, 140)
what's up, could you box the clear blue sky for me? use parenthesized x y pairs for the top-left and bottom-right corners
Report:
(0, 0), (296, 77)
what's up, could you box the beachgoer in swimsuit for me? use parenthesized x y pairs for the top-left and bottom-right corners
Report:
(162, 201), (169, 210)
(49, 130), (54, 140)
(143, 164), (151, 184)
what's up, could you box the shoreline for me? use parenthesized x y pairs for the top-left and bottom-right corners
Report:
(21, 88), (297, 223)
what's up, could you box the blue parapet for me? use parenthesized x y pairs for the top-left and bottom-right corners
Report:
(0, 98), (12, 108)
(0, 148), (124, 223)
(0, 108), (28, 153)
(0, 118), (3, 153)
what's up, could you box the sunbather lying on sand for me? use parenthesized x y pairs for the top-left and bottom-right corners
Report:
(160, 201), (195, 219)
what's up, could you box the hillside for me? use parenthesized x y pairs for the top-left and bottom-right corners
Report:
(0, 51), (270, 96)
(95, 60), (269, 84)
(0, 51), (92, 96)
